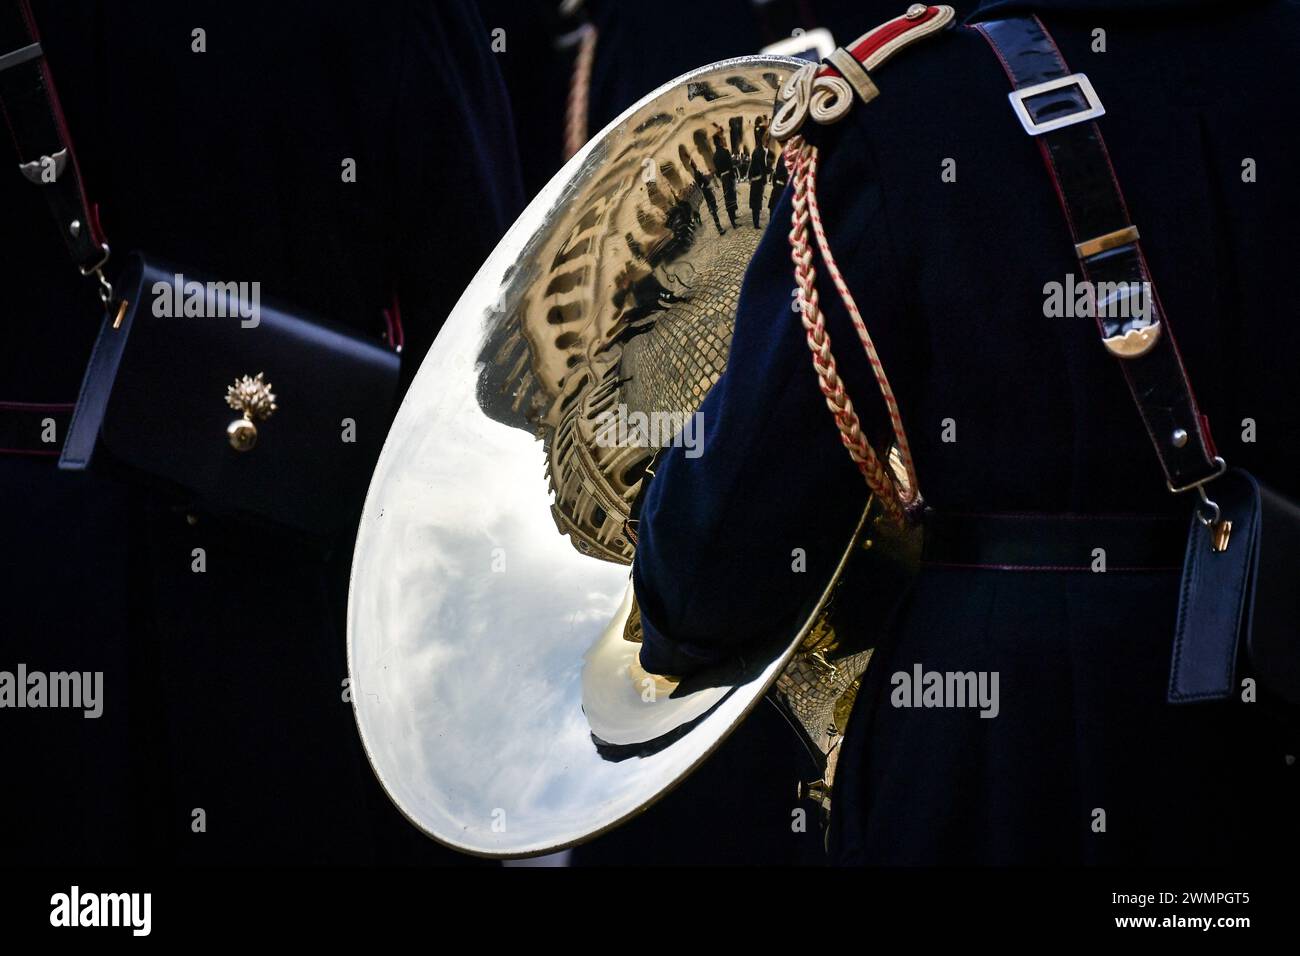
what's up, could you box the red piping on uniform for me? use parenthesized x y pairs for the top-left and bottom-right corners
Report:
(0, 447), (60, 458)
(0, 401), (74, 412)
(382, 291), (405, 353)
(922, 561), (1181, 573)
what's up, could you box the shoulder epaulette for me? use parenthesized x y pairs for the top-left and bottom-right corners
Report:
(772, 3), (956, 142)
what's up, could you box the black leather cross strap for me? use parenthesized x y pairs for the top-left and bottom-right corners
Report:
(971, 15), (1300, 713)
(971, 15), (1223, 496)
(922, 511), (1186, 572)
(0, 0), (109, 273)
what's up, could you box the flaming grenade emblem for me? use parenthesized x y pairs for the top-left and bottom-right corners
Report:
(224, 372), (277, 452)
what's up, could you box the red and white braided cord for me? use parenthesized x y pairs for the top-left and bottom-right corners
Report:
(563, 24), (598, 161)
(800, 143), (922, 506)
(786, 136), (903, 522)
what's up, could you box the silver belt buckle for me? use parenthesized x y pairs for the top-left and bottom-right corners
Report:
(1009, 72), (1105, 135)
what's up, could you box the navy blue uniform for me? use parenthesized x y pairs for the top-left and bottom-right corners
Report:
(1, 0), (522, 864)
(634, 0), (1300, 864)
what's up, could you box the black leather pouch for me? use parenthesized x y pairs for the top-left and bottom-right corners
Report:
(1169, 469), (1300, 707)
(59, 254), (400, 537)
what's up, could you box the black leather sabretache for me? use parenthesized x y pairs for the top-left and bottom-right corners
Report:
(60, 254), (400, 536)
(1168, 470), (1260, 703)
(1170, 470), (1300, 707)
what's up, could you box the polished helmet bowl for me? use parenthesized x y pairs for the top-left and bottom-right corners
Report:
(346, 56), (865, 858)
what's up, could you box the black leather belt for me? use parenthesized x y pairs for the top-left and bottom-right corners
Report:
(0, 401), (71, 456)
(922, 511), (1187, 572)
